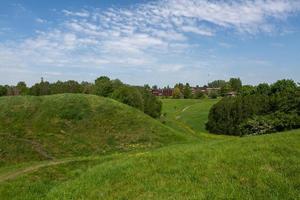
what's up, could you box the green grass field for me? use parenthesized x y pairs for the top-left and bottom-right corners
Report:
(0, 94), (188, 167)
(0, 96), (299, 199)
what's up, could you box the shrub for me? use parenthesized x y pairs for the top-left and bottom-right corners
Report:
(112, 86), (144, 111)
(94, 76), (113, 97)
(140, 88), (162, 118)
(206, 79), (299, 136)
(240, 112), (300, 136)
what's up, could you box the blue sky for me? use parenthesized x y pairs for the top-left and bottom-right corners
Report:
(0, 0), (300, 87)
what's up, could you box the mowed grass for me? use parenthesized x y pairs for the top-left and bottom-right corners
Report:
(0, 94), (189, 167)
(0, 97), (299, 199)
(161, 98), (222, 140)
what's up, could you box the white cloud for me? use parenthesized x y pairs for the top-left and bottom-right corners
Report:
(1, 0), (300, 85)
(62, 9), (90, 17)
(36, 18), (47, 23)
(181, 26), (214, 36)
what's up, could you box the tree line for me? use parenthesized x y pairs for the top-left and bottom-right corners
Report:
(169, 78), (242, 99)
(206, 79), (300, 136)
(0, 77), (162, 118)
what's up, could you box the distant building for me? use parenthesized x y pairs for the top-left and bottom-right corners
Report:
(151, 88), (173, 97)
(151, 86), (222, 97)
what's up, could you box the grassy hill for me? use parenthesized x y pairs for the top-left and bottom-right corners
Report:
(45, 130), (300, 200)
(1, 130), (299, 199)
(0, 98), (299, 199)
(0, 94), (189, 166)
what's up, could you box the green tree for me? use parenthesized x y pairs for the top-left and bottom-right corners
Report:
(194, 90), (205, 99)
(0, 85), (7, 96)
(271, 79), (297, 94)
(94, 76), (113, 97)
(16, 81), (28, 95)
(183, 83), (192, 99)
(220, 83), (231, 96)
(172, 87), (182, 99)
(229, 78), (242, 92)
(64, 80), (82, 93)
(29, 79), (51, 96)
(111, 79), (123, 90)
(140, 87), (162, 118)
(81, 81), (94, 94)
(208, 80), (226, 88)
(112, 85), (144, 111)
(239, 85), (256, 96)
(256, 83), (270, 95)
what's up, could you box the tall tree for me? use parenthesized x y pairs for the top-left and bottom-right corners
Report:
(172, 87), (182, 99)
(16, 81), (28, 95)
(0, 85), (7, 96)
(256, 83), (270, 95)
(229, 78), (242, 92)
(183, 83), (192, 99)
(94, 76), (113, 97)
(208, 80), (226, 88)
(271, 79), (297, 94)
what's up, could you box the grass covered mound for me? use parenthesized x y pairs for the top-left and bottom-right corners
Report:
(0, 94), (188, 166)
(46, 130), (300, 200)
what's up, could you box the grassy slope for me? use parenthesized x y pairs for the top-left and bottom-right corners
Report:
(0, 94), (189, 166)
(0, 98), (299, 199)
(161, 98), (223, 140)
(45, 130), (300, 200)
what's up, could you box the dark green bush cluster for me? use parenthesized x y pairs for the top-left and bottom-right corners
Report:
(93, 76), (162, 118)
(206, 79), (300, 136)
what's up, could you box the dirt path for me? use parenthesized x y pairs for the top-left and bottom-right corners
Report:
(0, 160), (66, 183)
(181, 105), (191, 112)
(173, 104), (199, 137)
(0, 157), (99, 183)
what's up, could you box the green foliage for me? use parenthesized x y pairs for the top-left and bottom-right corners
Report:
(172, 87), (182, 99)
(112, 85), (144, 111)
(140, 88), (162, 118)
(194, 90), (205, 99)
(94, 76), (113, 97)
(239, 85), (256, 96)
(29, 81), (51, 96)
(208, 80), (226, 88)
(256, 83), (270, 95)
(0, 85), (7, 96)
(240, 112), (300, 135)
(16, 82), (28, 95)
(208, 90), (219, 99)
(207, 79), (299, 136)
(271, 79), (297, 94)
(229, 78), (242, 92)
(183, 83), (192, 99)
(220, 83), (231, 96)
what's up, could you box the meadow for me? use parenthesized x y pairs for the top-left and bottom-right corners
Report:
(0, 95), (299, 199)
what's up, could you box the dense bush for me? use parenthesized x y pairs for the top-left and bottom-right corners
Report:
(0, 85), (7, 96)
(240, 112), (300, 135)
(94, 76), (113, 97)
(139, 88), (162, 118)
(206, 79), (300, 136)
(112, 85), (144, 111)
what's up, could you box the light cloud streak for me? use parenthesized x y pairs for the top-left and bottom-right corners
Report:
(0, 0), (300, 85)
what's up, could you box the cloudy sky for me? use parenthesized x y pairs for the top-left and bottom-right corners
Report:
(0, 0), (300, 86)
